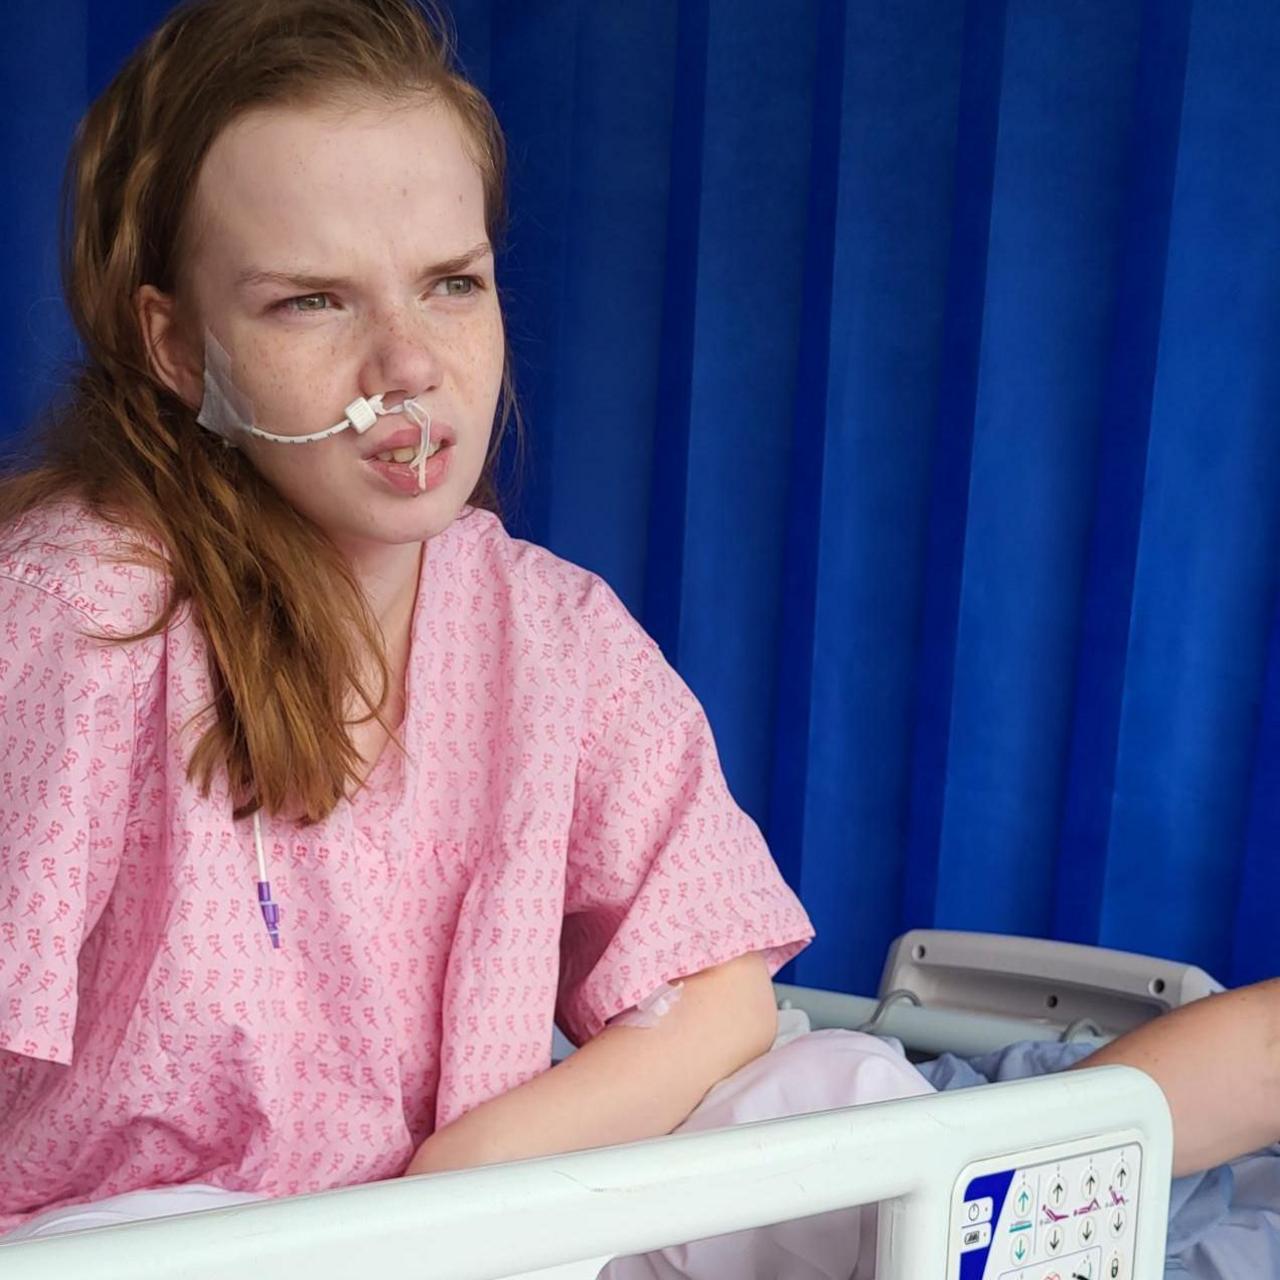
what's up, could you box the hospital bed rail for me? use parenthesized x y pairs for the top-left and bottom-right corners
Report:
(0, 1061), (1170, 1280)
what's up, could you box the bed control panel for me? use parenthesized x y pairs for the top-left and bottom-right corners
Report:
(948, 1140), (1142, 1280)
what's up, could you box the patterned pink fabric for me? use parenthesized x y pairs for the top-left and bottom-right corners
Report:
(0, 501), (813, 1232)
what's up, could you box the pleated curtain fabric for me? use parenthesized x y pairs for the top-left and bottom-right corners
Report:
(3, 0), (1277, 996)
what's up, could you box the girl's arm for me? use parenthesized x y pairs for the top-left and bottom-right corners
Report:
(404, 951), (778, 1177)
(1069, 977), (1280, 1176)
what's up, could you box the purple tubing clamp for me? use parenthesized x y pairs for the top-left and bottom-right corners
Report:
(257, 880), (282, 949)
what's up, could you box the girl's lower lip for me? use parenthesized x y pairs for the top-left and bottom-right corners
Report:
(365, 445), (452, 495)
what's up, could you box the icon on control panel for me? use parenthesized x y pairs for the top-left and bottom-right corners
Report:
(1082, 1166), (1099, 1199)
(1048, 1174), (1068, 1208)
(1113, 1158), (1131, 1193)
(1107, 1251), (1123, 1278)
(1108, 1206), (1127, 1238)
(1079, 1215), (1097, 1246)
(1010, 1232), (1031, 1265)
(1015, 1182), (1033, 1218)
(1045, 1224), (1064, 1255)
(964, 1196), (994, 1226)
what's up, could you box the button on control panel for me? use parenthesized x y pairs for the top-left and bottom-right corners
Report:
(948, 1141), (1142, 1279)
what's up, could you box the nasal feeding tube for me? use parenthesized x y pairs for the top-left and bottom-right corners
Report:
(228, 392), (432, 490)
(195, 331), (434, 490)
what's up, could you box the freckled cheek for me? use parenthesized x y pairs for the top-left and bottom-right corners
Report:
(249, 335), (351, 417)
(453, 311), (506, 392)
(247, 340), (296, 399)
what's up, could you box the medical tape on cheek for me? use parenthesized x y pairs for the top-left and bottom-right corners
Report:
(196, 330), (260, 443)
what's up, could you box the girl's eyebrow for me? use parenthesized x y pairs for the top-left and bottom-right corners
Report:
(234, 242), (494, 293)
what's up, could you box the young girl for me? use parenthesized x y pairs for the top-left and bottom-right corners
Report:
(0, 0), (809, 1227)
(0, 0), (1275, 1272)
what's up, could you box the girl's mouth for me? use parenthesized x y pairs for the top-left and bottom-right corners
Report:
(365, 441), (452, 494)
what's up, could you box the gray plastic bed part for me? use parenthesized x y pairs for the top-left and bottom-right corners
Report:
(768, 984), (1091, 1058)
(878, 929), (1224, 1040)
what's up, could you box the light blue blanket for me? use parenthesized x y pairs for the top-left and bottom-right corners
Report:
(916, 1041), (1280, 1280)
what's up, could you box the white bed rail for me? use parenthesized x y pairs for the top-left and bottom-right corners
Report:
(0, 1063), (1172, 1280)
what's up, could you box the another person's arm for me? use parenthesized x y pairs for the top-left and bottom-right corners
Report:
(1070, 977), (1280, 1176)
(405, 951), (776, 1176)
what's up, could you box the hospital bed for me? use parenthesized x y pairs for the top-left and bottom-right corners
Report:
(1, 930), (1222, 1280)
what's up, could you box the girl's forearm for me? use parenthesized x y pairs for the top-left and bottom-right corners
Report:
(1069, 977), (1280, 1177)
(404, 951), (778, 1177)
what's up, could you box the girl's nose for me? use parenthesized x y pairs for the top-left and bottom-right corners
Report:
(360, 313), (442, 403)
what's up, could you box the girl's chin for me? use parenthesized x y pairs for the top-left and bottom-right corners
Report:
(314, 494), (476, 555)
(273, 458), (482, 547)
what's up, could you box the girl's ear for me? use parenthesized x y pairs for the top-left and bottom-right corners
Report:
(136, 284), (205, 410)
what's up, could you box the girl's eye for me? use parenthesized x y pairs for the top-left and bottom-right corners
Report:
(276, 293), (331, 313)
(433, 276), (480, 298)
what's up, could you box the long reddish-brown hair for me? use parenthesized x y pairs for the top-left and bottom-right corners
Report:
(0, 0), (516, 824)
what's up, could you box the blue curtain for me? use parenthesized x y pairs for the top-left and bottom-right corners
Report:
(3, 1), (1277, 997)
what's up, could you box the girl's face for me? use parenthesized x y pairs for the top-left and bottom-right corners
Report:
(167, 97), (504, 551)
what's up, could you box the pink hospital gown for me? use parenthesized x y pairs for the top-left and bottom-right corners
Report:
(0, 500), (814, 1232)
